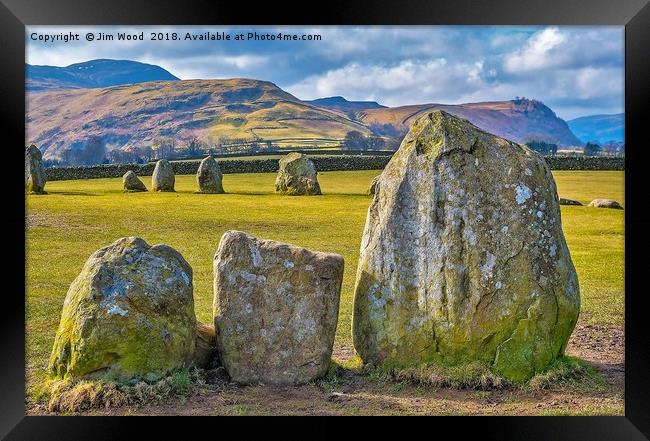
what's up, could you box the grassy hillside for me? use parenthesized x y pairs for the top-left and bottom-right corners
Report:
(27, 79), (372, 160)
(26, 170), (623, 398)
(359, 98), (582, 146)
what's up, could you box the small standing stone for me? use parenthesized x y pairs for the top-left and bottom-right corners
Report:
(196, 156), (224, 194)
(588, 199), (623, 209)
(213, 230), (344, 385)
(25, 144), (47, 194)
(123, 170), (147, 192)
(193, 322), (218, 369)
(152, 159), (175, 192)
(275, 153), (322, 196)
(368, 175), (380, 195)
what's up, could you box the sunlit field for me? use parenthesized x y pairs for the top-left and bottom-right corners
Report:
(25, 170), (624, 398)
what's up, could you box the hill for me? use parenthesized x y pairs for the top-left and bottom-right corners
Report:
(26, 59), (179, 91)
(304, 96), (386, 113)
(357, 98), (582, 147)
(567, 114), (624, 144)
(27, 79), (372, 159)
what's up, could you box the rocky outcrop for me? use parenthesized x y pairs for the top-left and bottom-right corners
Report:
(196, 156), (225, 194)
(152, 159), (175, 192)
(122, 170), (147, 192)
(588, 199), (623, 209)
(49, 237), (196, 380)
(352, 111), (580, 382)
(25, 144), (47, 194)
(213, 230), (343, 385)
(275, 153), (322, 196)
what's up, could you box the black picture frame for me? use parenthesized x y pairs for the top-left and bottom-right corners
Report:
(2, 0), (648, 437)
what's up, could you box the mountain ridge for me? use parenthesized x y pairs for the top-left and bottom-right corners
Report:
(567, 113), (624, 144)
(26, 59), (589, 160)
(27, 59), (179, 91)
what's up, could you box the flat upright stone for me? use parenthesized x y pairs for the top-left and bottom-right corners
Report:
(49, 237), (196, 380)
(275, 153), (322, 196)
(123, 170), (147, 192)
(213, 230), (343, 385)
(588, 198), (623, 209)
(352, 111), (580, 382)
(25, 144), (47, 194)
(196, 156), (224, 194)
(152, 159), (175, 192)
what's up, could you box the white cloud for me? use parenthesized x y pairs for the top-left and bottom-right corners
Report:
(287, 59), (456, 105)
(222, 55), (269, 70)
(503, 27), (568, 72)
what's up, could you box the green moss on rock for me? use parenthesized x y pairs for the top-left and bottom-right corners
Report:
(352, 111), (580, 381)
(48, 237), (196, 381)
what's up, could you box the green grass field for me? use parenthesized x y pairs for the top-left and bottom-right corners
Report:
(25, 170), (624, 395)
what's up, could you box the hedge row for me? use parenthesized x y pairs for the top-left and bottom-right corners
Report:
(44, 155), (624, 181)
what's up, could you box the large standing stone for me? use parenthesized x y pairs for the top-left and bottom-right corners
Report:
(275, 153), (322, 195)
(152, 159), (175, 192)
(122, 170), (147, 192)
(352, 111), (580, 381)
(25, 144), (47, 194)
(196, 156), (224, 194)
(213, 230), (343, 385)
(49, 237), (196, 380)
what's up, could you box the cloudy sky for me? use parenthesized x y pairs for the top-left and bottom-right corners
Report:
(26, 26), (624, 120)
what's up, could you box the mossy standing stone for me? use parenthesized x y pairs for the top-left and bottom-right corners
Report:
(122, 170), (147, 192)
(152, 159), (175, 192)
(196, 156), (224, 194)
(352, 111), (580, 382)
(275, 152), (322, 195)
(25, 144), (47, 194)
(213, 230), (343, 385)
(49, 237), (196, 380)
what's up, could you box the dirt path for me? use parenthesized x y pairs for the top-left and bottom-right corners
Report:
(27, 320), (624, 416)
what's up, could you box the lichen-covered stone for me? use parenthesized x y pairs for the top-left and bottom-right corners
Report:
(122, 170), (147, 192)
(152, 159), (175, 192)
(368, 175), (380, 195)
(49, 237), (196, 380)
(196, 156), (224, 194)
(213, 230), (343, 385)
(559, 198), (582, 206)
(25, 144), (47, 194)
(352, 111), (580, 382)
(588, 198), (623, 209)
(275, 153), (322, 195)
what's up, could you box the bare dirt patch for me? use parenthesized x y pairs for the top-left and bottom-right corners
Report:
(26, 319), (623, 416)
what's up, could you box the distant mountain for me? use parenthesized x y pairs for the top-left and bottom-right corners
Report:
(26, 79), (372, 159)
(305, 96), (386, 113)
(26, 59), (179, 91)
(567, 113), (624, 144)
(25, 59), (589, 159)
(357, 98), (583, 147)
